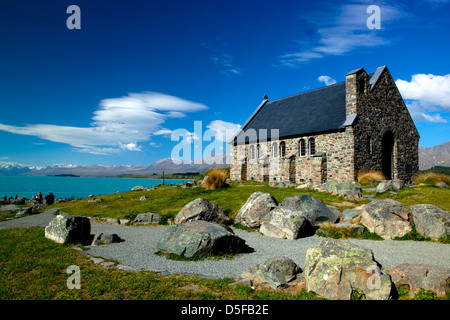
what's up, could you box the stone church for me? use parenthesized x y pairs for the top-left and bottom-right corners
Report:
(229, 65), (419, 184)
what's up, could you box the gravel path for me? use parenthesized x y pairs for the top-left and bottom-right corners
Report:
(1, 209), (449, 279)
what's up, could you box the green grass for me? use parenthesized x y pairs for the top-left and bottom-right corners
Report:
(0, 227), (321, 300)
(374, 185), (450, 211)
(50, 182), (369, 223)
(315, 223), (384, 241)
(154, 250), (238, 261)
(2, 181), (448, 300)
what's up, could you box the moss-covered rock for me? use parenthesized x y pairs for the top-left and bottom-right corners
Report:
(304, 239), (392, 300)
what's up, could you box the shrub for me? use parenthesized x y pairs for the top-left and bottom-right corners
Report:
(412, 171), (450, 186)
(203, 168), (230, 190)
(357, 171), (386, 184)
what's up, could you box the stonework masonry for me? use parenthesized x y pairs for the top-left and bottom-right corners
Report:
(229, 66), (419, 185)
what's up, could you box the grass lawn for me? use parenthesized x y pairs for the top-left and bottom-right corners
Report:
(1, 182), (448, 300)
(49, 182), (370, 222)
(0, 227), (320, 300)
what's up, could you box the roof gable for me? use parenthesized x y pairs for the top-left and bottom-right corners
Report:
(234, 81), (347, 143)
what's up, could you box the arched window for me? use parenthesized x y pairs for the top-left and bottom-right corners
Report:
(272, 142), (278, 158)
(309, 138), (316, 155)
(256, 144), (260, 158)
(280, 141), (286, 157)
(367, 136), (372, 154)
(249, 145), (255, 160)
(299, 139), (306, 156)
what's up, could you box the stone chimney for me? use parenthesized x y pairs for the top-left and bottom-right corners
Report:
(345, 67), (368, 117)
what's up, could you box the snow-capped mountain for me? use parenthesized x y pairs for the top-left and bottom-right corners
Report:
(0, 152), (230, 177)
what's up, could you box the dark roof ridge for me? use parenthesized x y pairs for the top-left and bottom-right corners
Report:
(267, 80), (345, 104)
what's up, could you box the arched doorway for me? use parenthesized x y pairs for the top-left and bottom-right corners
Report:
(382, 131), (395, 180)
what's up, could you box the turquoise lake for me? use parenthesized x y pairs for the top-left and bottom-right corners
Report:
(0, 176), (190, 200)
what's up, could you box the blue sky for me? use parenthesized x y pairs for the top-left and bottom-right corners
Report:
(0, 0), (449, 166)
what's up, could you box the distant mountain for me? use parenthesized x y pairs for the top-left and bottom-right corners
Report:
(419, 141), (450, 170)
(1, 152), (230, 177)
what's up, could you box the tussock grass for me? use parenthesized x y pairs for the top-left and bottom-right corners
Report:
(412, 171), (450, 186)
(316, 222), (383, 240)
(203, 168), (230, 190)
(357, 171), (386, 184)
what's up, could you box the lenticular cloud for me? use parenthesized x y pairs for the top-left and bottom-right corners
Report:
(0, 92), (208, 154)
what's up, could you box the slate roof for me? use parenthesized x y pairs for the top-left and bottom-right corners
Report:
(232, 66), (388, 144)
(233, 81), (347, 143)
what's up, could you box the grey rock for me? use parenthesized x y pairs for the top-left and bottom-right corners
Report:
(140, 195), (147, 201)
(44, 213), (91, 244)
(156, 220), (246, 258)
(106, 218), (120, 224)
(174, 198), (231, 225)
(90, 257), (104, 264)
(241, 256), (301, 289)
(360, 199), (412, 240)
(260, 206), (314, 240)
(326, 181), (362, 200)
(305, 239), (392, 300)
(410, 204), (450, 240)
(387, 263), (450, 298)
(281, 194), (341, 226)
(235, 192), (278, 228)
(342, 209), (361, 221)
(132, 213), (161, 225)
(16, 207), (33, 216)
(376, 180), (403, 193)
(91, 233), (124, 245)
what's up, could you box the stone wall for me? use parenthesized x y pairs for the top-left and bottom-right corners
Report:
(350, 68), (419, 182)
(230, 128), (355, 184)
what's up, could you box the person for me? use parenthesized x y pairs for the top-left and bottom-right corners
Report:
(45, 192), (55, 205)
(36, 192), (43, 204)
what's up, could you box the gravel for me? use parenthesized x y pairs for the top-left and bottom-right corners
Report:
(2, 208), (449, 279)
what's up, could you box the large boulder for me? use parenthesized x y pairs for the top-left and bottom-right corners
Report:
(241, 256), (301, 289)
(360, 199), (412, 240)
(281, 194), (341, 226)
(304, 239), (392, 300)
(410, 204), (450, 240)
(174, 198), (231, 225)
(156, 220), (246, 258)
(45, 213), (91, 244)
(260, 207), (314, 240)
(386, 263), (450, 298)
(235, 192), (278, 228)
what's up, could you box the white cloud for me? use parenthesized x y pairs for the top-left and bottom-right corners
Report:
(404, 101), (447, 123)
(206, 120), (241, 142)
(318, 75), (337, 86)
(396, 74), (450, 109)
(0, 92), (208, 154)
(278, 3), (403, 66)
(153, 128), (173, 136)
(396, 74), (450, 123)
(119, 142), (142, 152)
